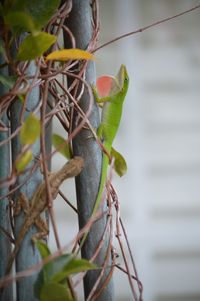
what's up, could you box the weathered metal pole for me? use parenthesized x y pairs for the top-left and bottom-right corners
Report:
(10, 59), (42, 301)
(0, 56), (13, 301)
(64, 1), (114, 300)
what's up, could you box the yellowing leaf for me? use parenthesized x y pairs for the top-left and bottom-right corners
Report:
(46, 48), (95, 61)
(20, 113), (40, 145)
(16, 150), (33, 172)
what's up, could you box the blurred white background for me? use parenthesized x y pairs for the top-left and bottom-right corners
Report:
(50, 1), (200, 300)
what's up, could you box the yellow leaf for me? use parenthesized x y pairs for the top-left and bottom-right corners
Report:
(46, 48), (95, 61)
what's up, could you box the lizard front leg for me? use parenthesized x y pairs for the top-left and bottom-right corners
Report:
(13, 192), (30, 217)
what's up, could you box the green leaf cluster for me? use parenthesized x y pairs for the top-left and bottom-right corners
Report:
(1, 0), (60, 60)
(34, 241), (96, 301)
(2, 0), (60, 32)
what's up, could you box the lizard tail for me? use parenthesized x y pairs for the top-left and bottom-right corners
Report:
(77, 153), (109, 252)
(92, 153), (109, 215)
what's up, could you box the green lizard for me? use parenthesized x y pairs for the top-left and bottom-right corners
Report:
(80, 64), (129, 248)
(93, 64), (129, 212)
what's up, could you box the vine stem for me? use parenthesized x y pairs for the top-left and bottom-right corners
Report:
(94, 3), (200, 52)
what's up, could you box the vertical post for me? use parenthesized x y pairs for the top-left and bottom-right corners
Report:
(10, 59), (42, 301)
(64, 1), (114, 300)
(0, 57), (13, 301)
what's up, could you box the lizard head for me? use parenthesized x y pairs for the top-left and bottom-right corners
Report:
(95, 65), (129, 98)
(117, 64), (129, 96)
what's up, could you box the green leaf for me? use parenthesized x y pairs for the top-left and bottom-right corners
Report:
(64, 258), (96, 275)
(34, 253), (73, 297)
(36, 241), (51, 259)
(17, 32), (56, 61)
(45, 254), (73, 282)
(34, 268), (46, 299)
(28, 0), (61, 30)
(16, 150), (32, 172)
(2, 0), (60, 33)
(52, 258), (96, 283)
(20, 113), (40, 145)
(34, 252), (95, 300)
(111, 147), (127, 177)
(0, 74), (16, 90)
(4, 11), (36, 34)
(2, 0), (60, 30)
(35, 253), (95, 284)
(40, 282), (73, 301)
(52, 134), (71, 159)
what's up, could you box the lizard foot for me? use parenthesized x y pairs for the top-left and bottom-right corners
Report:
(31, 215), (49, 243)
